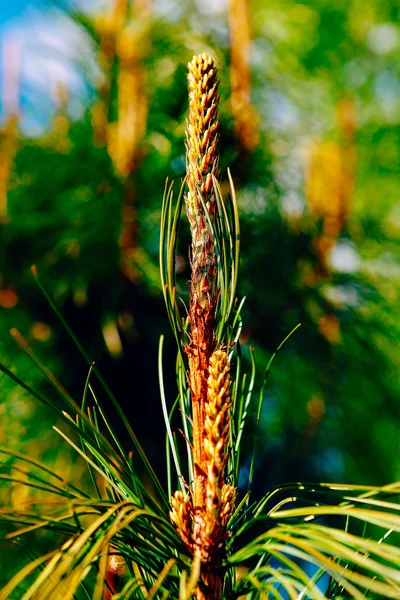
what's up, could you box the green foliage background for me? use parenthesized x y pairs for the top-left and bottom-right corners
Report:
(0, 0), (399, 584)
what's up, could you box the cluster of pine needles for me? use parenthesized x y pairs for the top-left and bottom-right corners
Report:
(0, 54), (400, 600)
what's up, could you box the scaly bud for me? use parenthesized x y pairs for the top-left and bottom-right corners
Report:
(185, 53), (220, 309)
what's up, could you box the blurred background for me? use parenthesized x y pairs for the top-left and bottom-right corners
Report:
(0, 0), (400, 580)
